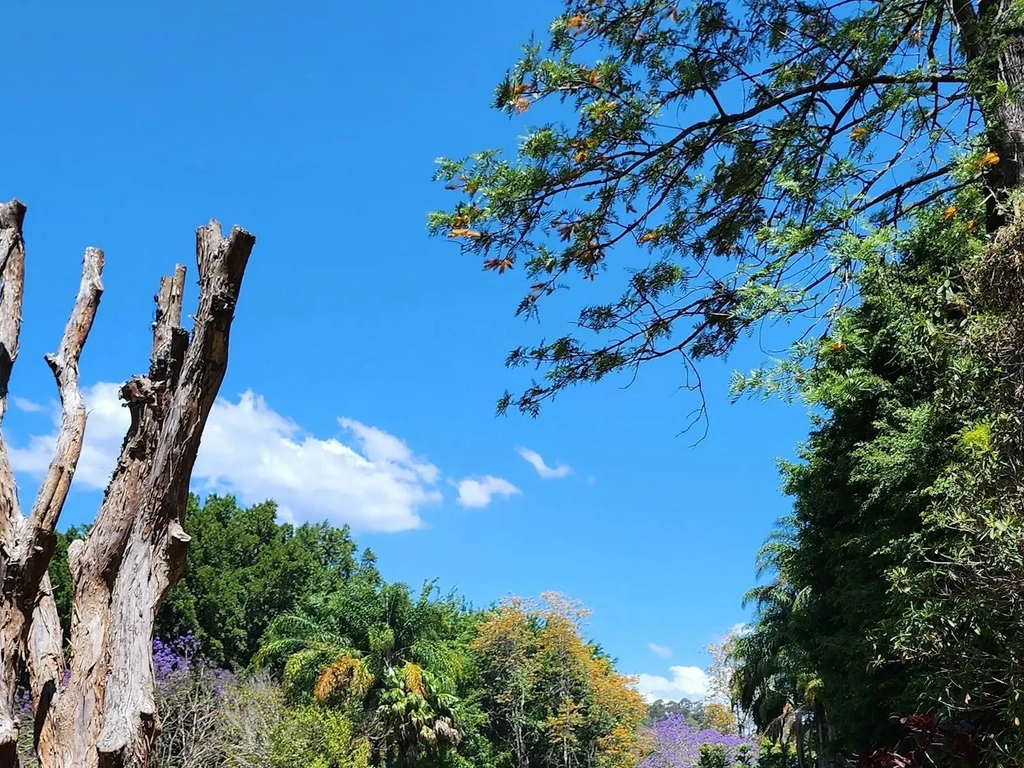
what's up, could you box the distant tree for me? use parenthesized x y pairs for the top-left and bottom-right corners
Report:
(472, 592), (648, 768)
(700, 704), (737, 737)
(646, 699), (704, 728)
(156, 494), (366, 668)
(431, 0), (1024, 425)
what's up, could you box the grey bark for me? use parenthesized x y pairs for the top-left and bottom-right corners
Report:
(950, 0), (1024, 229)
(0, 199), (255, 768)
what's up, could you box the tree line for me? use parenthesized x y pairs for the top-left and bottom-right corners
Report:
(28, 494), (660, 768)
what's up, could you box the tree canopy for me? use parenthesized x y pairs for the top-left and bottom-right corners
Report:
(430, 0), (1024, 422)
(52, 495), (373, 670)
(43, 499), (668, 768)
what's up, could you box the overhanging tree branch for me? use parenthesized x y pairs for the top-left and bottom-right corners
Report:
(430, 0), (1024, 422)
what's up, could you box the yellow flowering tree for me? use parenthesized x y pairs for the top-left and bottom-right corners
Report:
(472, 593), (648, 768)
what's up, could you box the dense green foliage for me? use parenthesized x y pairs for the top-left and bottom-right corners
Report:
(730, 190), (1024, 764)
(157, 495), (371, 667)
(42, 496), (659, 768)
(255, 570), (476, 768)
(254, 589), (650, 768)
(53, 495), (372, 669)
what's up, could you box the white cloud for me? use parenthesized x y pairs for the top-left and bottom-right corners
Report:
(337, 418), (440, 484)
(453, 475), (521, 509)
(12, 396), (46, 413)
(634, 666), (709, 703)
(8, 383), (447, 533)
(9, 382), (127, 491)
(517, 447), (572, 479)
(648, 642), (673, 659)
(728, 622), (751, 638)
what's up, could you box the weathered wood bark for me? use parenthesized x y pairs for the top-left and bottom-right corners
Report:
(0, 199), (103, 767)
(0, 198), (254, 768)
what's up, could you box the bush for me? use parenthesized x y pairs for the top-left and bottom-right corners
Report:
(267, 704), (371, 768)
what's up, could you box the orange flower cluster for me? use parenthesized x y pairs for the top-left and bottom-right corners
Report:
(315, 655), (373, 704)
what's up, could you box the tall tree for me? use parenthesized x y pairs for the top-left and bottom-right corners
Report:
(256, 575), (475, 768)
(471, 593), (648, 768)
(155, 494), (362, 668)
(0, 200), (255, 768)
(431, 0), (1024, 421)
(731, 521), (824, 767)
(730, 189), (1024, 761)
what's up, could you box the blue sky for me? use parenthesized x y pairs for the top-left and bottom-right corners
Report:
(1, 0), (810, 699)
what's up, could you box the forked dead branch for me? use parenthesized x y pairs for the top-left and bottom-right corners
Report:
(0, 199), (255, 768)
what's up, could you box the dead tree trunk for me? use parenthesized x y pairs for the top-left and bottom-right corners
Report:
(0, 199), (255, 768)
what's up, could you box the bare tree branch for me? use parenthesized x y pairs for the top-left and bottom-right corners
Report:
(0, 210), (105, 767)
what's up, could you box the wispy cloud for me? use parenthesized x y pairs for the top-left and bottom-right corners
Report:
(9, 383), (451, 533)
(634, 666), (709, 703)
(728, 622), (751, 638)
(648, 642), (673, 659)
(517, 447), (572, 479)
(12, 396), (46, 413)
(453, 475), (521, 509)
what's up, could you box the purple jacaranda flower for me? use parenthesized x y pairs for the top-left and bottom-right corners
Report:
(640, 714), (758, 768)
(152, 632), (238, 708)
